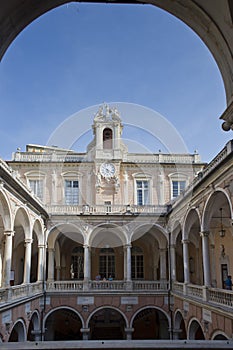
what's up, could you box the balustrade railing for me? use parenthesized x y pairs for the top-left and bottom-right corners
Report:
(0, 282), (43, 305)
(46, 280), (169, 292)
(133, 280), (169, 291)
(187, 284), (204, 299)
(45, 204), (168, 215)
(47, 280), (83, 291)
(172, 281), (233, 311)
(209, 288), (233, 307)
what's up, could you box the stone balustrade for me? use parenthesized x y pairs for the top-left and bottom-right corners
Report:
(12, 151), (202, 164)
(45, 204), (168, 215)
(1, 280), (233, 311)
(46, 280), (168, 292)
(0, 282), (43, 305)
(173, 281), (233, 310)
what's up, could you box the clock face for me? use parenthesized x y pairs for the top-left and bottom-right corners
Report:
(100, 163), (115, 178)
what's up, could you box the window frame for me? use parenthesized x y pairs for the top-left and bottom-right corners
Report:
(62, 172), (82, 205)
(133, 173), (152, 205)
(169, 173), (188, 199)
(25, 171), (45, 202)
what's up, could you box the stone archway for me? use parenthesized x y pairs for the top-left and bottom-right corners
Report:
(132, 307), (169, 339)
(44, 307), (83, 341)
(89, 307), (126, 340)
(188, 319), (205, 340)
(8, 319), (26, 342)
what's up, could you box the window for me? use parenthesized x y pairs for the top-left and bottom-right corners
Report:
(169, 173), (188, 200)
(104, 201), (111, 213)
(103, 128), (112, 149)
(65, 180), (79, 205)
(71, 246), (84, 279)
(131, 246), (144, 279)
(172, 180), (186, 198)
(136, 180), (149, 205)
(29, 179), (43, 201)
(99, 248), (115, 279)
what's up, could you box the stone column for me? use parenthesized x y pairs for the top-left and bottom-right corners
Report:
(200, 231), (211, 286)
(182, 239), (190, 283)
(3, 230), (14, 287)
(125, 328), (134, 340)
(37, 244), (45, 281)
(170, 244), (176, 281)
(126, 244), (132, 282)
(23, 238), (33, 283)
(80, 328), (90, 340)
(47, 248), (55, 281)
(84, 245), (90, 282)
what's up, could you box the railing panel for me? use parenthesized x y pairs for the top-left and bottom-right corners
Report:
(133, 281), (169, 291)
(47, 281), (84, 291)
(209, 288), (233, 307)
(90, 280), (125, 290)
(45, 204), (168, 215)
(187, 284), (203, 299)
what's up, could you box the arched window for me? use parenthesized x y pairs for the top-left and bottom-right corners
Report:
(99, 248), (115, 279)
(103, 128), (112, 149)
(71, 246), (84, 279)
(131, 246), (144, 279)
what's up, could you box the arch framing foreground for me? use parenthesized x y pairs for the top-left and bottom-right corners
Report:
(0, 0), (232, 109)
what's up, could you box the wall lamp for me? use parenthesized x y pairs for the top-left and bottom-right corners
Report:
(219, 208), (226, 238)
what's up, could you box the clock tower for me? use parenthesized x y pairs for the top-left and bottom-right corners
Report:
(86, 104), (127, 204)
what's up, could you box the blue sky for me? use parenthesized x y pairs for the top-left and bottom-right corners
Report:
(0, 3), (230, 162)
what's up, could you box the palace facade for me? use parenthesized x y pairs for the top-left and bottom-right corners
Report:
(0, 105), (233, 346)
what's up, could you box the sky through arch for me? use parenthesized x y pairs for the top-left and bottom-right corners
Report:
(0, 2), (229, 162)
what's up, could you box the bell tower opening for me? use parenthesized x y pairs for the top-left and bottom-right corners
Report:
(103, 128), (112, 149)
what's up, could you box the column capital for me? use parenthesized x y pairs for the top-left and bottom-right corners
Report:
(4, 230), (14, 237)
(25, 238), (33, 245)
(200, 231), (210, 237)
(38, 244), (46, 249)
(125, 243), (132, 249)
(48, 247), (55, 253)
(84, 244), (90, 249)
(182, 239), (189, 244)
(159, 247), (167, 252)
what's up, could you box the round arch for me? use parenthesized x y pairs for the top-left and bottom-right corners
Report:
(0, 1), (231, 105)
(131, 223), (168, 247)
(14, 206), (31, 239)
(173, 310), (187, 340)
(187, 318), (205, 340)
(202, 188), (232, 232)
(183, 208), (201, 241)
(32, 219), (44, 245)
(212, 330), (229, 340)
(27, 310), (40, 341)
(130, 305), (170, 339)
(89, 223), (127, 248)
(8, 318), (27, 342)
(43, 306), (84, 341)
(87, 306), (128, 340)
(47, 223), (85, 248)
(0, 189), (12, 230)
